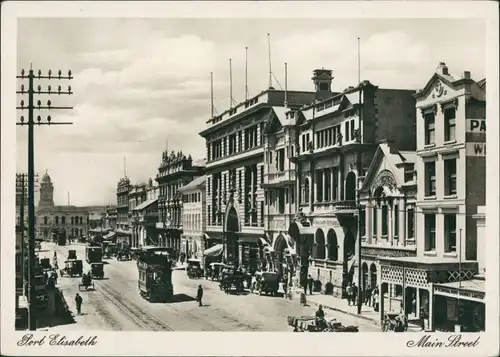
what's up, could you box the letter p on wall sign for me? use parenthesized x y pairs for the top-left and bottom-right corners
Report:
(467, 119), (486, 133)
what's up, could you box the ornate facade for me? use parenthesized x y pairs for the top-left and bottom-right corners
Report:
(287, 78), (417, 295)
(116, 176), (132, 244)
(378, 62), (485, 331)
(199, 80), (317, 269)
(156, 150), (204, 251)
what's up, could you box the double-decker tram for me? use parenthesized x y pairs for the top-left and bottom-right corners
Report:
(137, 246), (174, 302)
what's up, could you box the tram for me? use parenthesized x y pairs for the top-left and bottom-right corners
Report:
(137, 246), (174, 302)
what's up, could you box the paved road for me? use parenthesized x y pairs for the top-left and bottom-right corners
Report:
(40, 241), (379, 331)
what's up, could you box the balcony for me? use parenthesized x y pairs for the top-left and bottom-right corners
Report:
(263, 169), (296, 187)
(265, 214), (294, 232)
(313, 200), (357, 214)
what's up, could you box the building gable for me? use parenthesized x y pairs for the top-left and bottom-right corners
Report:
(361, 144), (403, 196)
(416, 73), (463, 105)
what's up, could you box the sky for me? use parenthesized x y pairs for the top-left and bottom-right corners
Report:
(16, 18), (486, 206)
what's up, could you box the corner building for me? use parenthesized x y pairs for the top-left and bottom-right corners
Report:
(286, 76), (417, 296)
(378, 62), (486, 331)
(199, 84), (318, 269)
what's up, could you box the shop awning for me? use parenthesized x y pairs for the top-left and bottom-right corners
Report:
(104, 231), (116, 239)
(203, 244), (223, 257)
(133, 198), (158, 211)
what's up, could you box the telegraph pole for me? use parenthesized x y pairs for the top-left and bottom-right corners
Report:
(16, 67), (74, 330)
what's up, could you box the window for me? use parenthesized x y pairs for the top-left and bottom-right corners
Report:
(315, 170), (323, 202)
(372, 206), (377, 236)
(444, 214), (457, 253)
(444, 107), (456, 142)
(444, 159), (457, 195)
(425, 162), (436, 196)
(62, 216), (66, 225)
(424, 113), (435, 145)
(350, 119), (356, 141)
(425, 214), (436, 251)
(382, 205), (388, 236)
(345, 121), (350, 143)
(303, 178), (310, 204)
(44, 216), (48, 225)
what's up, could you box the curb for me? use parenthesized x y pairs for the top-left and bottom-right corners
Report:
(294, 291), (379, 325)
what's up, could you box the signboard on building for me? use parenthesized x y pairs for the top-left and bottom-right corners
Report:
(467, 119), (486, 133)
(466, 143), (486, 157)
(313, 218), (340, 227)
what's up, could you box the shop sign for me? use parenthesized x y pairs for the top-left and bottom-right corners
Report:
(313, 218), (340, 227)
(466, 143), (486, 157)
(467, 119), (486, 133)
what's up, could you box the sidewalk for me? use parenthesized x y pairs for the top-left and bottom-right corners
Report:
(296, 290), (380, 324)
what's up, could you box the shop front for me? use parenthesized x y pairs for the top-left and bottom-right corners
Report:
(378, 256), (478, 330)
(433, 277), (485, 332)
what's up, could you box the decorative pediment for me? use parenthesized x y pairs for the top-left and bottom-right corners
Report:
(360, 144), (403, 196)
(337, 95), (352, 112)
(262, 109), (283, 135)
(370, 170), (397, 196)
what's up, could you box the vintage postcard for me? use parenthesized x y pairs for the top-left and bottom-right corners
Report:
(1, 1), (498, 356)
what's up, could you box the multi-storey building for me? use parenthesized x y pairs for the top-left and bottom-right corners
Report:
(179, 175), (207, 260)
(283, 75), (417, 293)
(200, 80), (318, 270)
(156, 151), (204, 251)
(358, 142), (417, 310)
(129, 183), (147, 247)
(36, 171), (105, 240)
(378, 62), (485, 331)
(116, 176), (132, 245)
(103, 205), (117, 231)
(132, 178), (160, 247)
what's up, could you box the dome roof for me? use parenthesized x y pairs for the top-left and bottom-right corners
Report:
(42, 170), (51, 183)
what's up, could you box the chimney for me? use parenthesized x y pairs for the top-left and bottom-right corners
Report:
(463, 71), (471, 79)
(312, 68), (333, 99)
(436, 62), (449, 76)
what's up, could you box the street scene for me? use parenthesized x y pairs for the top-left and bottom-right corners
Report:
(14, 16), (487, 334)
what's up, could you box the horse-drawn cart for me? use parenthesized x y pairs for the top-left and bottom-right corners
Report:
(287, 315), (359, 332)
(78, 274), (95, 291)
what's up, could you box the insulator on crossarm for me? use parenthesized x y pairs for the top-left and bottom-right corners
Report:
(68, 85), (72, 94)
(58, 70), (62, 79)
(47, 115), (52, 124)
(37, 100), (41, 108)
(20, 84), (25, 94)
(47, 100), (51, 108)
(68, 70), (72, 78)
(37, 115), (42, 124)
(58, 85), (62, 94)
(21, 69), (25, 77)
(20, 100), (25, 108)
(48, 85), (51, 94)
(37, 85), (42, 93)
(20, 116), (25, 123)
(38, 70), (42, 78)
(48, 69), (52, 79)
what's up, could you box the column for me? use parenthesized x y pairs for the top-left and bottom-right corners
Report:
(388, 202), (394, 246)
(309, 173), (313, 211)
(337, 168), (343, 200)
(366, 201), (372, 244)
(398, 199), (406, 247)
(330, 167), (335, 202)
(428, 286), (434, 331)
(313, 170), (318, 203)
(322, 169), (327, 202)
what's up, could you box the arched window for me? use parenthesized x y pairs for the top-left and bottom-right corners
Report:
(345, 171), (356, 201)
(303, 177), (310, 204)
(314, 229), (325, 259)
(327, 229), (338, 261)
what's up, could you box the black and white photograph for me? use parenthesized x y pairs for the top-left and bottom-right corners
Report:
(2, 1), (499, 356)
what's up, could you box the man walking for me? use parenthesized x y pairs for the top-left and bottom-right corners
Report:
(352, 283), (358, 306)
(75, 293), (83, 315)
(364, 285), (372, 306)
(307, 275), (314, 295)
(346, 282), (353, 306)
(196, 285), (203, 307)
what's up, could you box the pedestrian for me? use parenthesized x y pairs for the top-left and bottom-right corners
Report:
(307, 275), (314, 295)
(196, 285), (203, 307)
(420, 307), (427, 331)
(372, 286), (379, 312)
(75, 293), (83, 315)
(302, 276), (308, 295)
(346, 282), (353, 306)
(364, 285), (372, 306)
(352, 283), (358, 306)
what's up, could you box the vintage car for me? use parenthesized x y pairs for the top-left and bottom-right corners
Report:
(253, 271), (281, 296)
(60, 259), (83, 277)
(186, 258), (203, 279)
(90, 262), (104, 279)
(67, 249), (77, 260)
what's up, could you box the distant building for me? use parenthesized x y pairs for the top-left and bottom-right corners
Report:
(155, 150), (205, 250)
(179, 175), (206, 260)
(36, 171), (106, 240)
(131, 178), (159, 247)
(116, 176), (132, 245)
